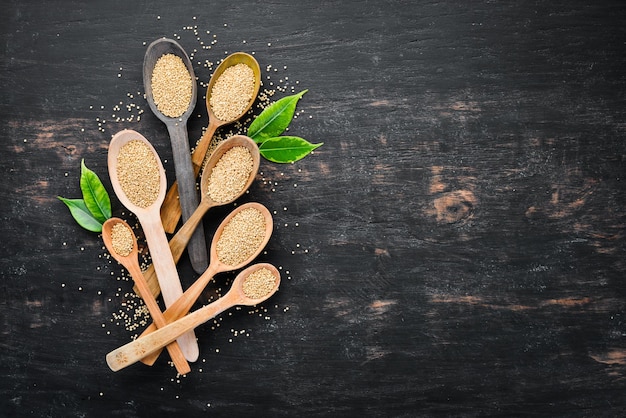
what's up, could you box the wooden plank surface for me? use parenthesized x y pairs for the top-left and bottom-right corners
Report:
(1, 0), (625, 416)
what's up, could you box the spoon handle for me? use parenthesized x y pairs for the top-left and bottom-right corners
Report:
(107, 290), (239, 372)
(169, 199), (212, 265)
(166, 122), (209, 274)
(134, 199), (212, 299)
(138, 262), (220, 366)
(126, 262), (190, 375)
(160, 118), (220, 233)
(140, 213), (199, 362)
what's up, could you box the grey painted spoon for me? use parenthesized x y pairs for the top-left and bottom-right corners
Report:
(143, 37), (208, 274)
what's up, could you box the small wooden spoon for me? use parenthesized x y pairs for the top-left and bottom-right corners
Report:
(107, 129), (199, 362)
(106, 263), (280, 372)
(101, 218), (190, 375)
(144, 37), (209, 274)
(138, 202), (272, 366)
(138, 134), (260, 298)
(160, 52), (261, 234)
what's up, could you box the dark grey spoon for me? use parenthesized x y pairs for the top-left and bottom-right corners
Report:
(143, 37), (208, 273)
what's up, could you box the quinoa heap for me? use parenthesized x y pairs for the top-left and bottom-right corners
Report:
(216, 207), (266, 266)
(209, 63), (255, 121)
(242, 268), (276, 299)
(116, 140), (161, 208)
(207, 146), (254, 203)
(151, 53), (193, 118)
(110, 222), (134, 257)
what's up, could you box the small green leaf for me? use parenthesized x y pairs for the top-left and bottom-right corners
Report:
(248, 89), (308, 143)
(80, 159), (111, 223)
(57, 197), (103, 232)
(259, 136), (323, 163)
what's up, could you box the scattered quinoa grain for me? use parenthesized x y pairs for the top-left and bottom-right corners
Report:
(209, 63), (255, 121)
(207, 146), (254, 203)
(243, 268), (276, 299)
(216, 207), (266, 266)
(151, 54), (193, 118)
(116, 140), (160, 208)
(110, 223), (134, 257)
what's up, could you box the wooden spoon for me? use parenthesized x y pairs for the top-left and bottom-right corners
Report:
(144, 37), (209, 274)
(101, 218), (190, 375)
(107, 129), (199, 362)
(138, 202), (272, 366)
(106, 263), (280, 372)
(138, 134), (260, 298)
(160, 52), (261, 234)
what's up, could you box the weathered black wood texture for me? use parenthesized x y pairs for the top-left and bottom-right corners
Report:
(2, 1), (625, 416)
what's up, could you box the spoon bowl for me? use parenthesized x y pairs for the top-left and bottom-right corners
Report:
(108, 129), (199, 361)
(137, 202), (273, 365)
(107, 129), (167, 215)
(106, 263), (280, 372)
(205, 52), (261, 125)
(101, 218), (139, 264)
(229, 262), (281, 305)
(160, 52), (261, 233)
(143, 37), (197, 124)
(101, 218), (190, 375)
(143, 38), (209, 273)
(201, 134), (261, 207)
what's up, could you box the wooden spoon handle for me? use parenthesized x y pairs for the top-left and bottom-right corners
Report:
(159, 181), (184, 234)
(135, 199), (212, 299)
(127, 263), (190, 375)
(107, 291), (239, 372)
(169, 199), (212, 268)
(140, 213), (199, 362)
(160, 119), (220, 233)
(139, 262), (219, 366)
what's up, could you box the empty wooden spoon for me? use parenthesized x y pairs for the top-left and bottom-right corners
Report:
(138, 134), (260, 298)
(106, 263), (280, 372)
(138, 202), (272, 366)
(144, 37), (209, 274)
(160, 52), (261, 233)
(107, 129), (199, 362)
(101, 218), (190, 375)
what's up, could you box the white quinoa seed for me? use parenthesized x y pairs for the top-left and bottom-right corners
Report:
(215, 207), (265, 266)
(209, 63), (255, 121)
(207, 146), (254, 203)
(242, 268), (276, 299)
(116, 140), (160, 208)
(110, 223), (134, 257)
(151, 53), (193, 118)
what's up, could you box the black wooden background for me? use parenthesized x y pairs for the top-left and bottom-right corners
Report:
(2, 1), (626, 416)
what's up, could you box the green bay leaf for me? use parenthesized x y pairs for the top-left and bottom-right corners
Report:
(80, 159), (111, 223)
(57, 197), (103, 232)
(248, 89), (308, 143)
(259, 136), (323, 163)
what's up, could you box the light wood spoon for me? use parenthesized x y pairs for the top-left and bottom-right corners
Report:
(107, 129), (199, 362)
(144, 38), (209, 274)
(137, 134), (260, 298)
(101, 218), (190, 375)
(160, 52), (261, 234)
(106, 263), (280, 372)
(138, 202), (272, 366)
